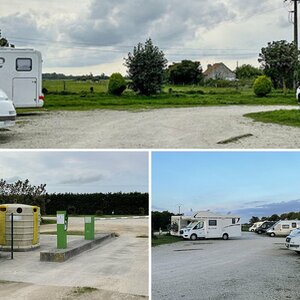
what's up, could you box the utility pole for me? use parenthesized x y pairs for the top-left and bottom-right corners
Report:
(294, 0), (299, 49)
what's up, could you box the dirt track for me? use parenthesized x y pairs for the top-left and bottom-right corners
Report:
(0, 105), (298, 149)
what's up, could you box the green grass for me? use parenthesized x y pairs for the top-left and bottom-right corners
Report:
(35, 80), (299, 112)
(71, 286), (98, 295)
(41, 230), (84, 235)
(245, 109), (300, 128)
(41, 219), (56, 225)
(152, 235), (182, 247)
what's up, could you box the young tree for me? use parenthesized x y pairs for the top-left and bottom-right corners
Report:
(124, 39), (167, 95)
(167, 60), (203, 85)
(258, 40), (299, 92)
(249, 216), (260, 224)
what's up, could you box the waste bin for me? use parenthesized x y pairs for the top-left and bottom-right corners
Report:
(0, 204), (40, 251)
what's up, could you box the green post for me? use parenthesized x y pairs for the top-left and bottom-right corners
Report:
(57, 211), (68, 249)
(84, 216), (95, 240)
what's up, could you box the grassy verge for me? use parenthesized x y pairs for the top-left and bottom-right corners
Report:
(41, 230), (84, 235)
(152, 235), (182, 247)
(245, 109), (300, 128)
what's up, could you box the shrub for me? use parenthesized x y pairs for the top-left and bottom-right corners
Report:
(108, 73), (126, 95)
(253, 75), (272, 97)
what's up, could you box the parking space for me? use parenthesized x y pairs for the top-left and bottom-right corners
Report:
(152, 232), (300, 300)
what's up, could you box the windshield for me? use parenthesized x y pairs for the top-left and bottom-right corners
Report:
(186, 222), (196, 228)
(290, 228), (300, 236)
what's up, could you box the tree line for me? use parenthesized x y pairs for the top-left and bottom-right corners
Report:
(0, 179), (148, 215)
(249, 212), (300, 225)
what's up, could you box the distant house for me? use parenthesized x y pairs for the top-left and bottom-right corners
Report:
(203, 63), (236, 81)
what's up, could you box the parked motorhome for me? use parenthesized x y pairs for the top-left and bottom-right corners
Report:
(0, 89), (16, 128)
(181, 212), (241, 240)
(266, 220), (300, 237)
(285, 228), (300, 254)
(254, 221), (276, 234)
(248, 221), (264, 232)
(0, 48), (44, 108)
(170, 214), (197, 236)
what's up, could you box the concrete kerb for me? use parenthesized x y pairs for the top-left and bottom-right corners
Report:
(40, 233), (115, 262)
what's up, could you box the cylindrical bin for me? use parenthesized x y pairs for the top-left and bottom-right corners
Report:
(0, 204), (40, 251)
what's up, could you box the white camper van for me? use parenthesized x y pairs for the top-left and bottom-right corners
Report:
(0, 48), (44, 108)
(170, 214), (197, 236)
(181, 213), (241, 240)
(0, 89), (16, 128)
(285, 228), (300, 254)
(266, 220), (300, 237)
(248, 221), (264, 232)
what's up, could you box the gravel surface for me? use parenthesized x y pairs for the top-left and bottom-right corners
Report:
(0, 217), (149, 300)
(152, 232), (300, 300)
(0, 105), (298, 149)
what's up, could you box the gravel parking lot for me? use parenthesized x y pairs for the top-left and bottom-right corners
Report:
(152, 232), (300, 300)
(0, 105), (298, 149)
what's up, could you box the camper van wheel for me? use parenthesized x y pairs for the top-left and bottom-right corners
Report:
(222, 233), (229, 240)
(190, 234), (197, 241)
(257, 230), (262, 234)
(296, 251), (300, 255)
(270, 233), (275, 237)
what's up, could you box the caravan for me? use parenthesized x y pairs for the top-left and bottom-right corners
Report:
(0, 48), (44, 108)
(249, 221), (264, 232)
(266, 220), (300, 237)
(181, 212), (241, 240)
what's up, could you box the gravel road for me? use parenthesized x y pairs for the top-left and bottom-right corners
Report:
(152, 232), (300, 300)
(0, 105), (298, 149)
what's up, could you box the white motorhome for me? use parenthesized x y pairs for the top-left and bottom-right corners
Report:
(0, 48), (44, 108)
(285, 228), (300, 254)
(181, 212), (241, 240)
(170, 213), (198, 236)
(266, 220), (300, 237)
(0, 89), (16, 128)
(248, 221), (264, 232)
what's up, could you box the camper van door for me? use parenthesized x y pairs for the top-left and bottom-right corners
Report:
(206, 219), (221, 238)
(13, 77), (37, 107)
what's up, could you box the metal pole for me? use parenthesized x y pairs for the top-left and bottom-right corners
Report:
(10, 213), (13, 260)
(295, 0), (298, 49)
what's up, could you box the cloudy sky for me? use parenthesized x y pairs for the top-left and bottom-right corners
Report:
(152, 151), (300, 223)
(0, 151), (148, 194)
(0, 0), (296, 75)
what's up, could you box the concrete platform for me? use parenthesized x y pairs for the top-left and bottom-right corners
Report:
(40, 233), (114, 262)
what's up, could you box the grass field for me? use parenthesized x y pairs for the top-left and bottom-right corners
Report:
(152, 234), (182, 247)
(245, 109), (300, 128)
(36, 80), (298, 111)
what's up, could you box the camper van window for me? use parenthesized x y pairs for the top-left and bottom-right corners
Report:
(282, 225), (290, 229)
(232, 218), (236, 224)
(16, 58), (32, 71)
(292, 223), (297, 228)
(209, 220), (217, 226)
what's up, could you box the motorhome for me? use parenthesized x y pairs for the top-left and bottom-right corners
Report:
(181, 212), (241, 240)
(285, 228), (300, 254)
(0, 89), (16, 128)
(170, 214), (198, 236)
(248, 221), (264, 232)
(266, 220), (300, 237)
(0, 48), (44, 108)
(254, 221), (276, 234)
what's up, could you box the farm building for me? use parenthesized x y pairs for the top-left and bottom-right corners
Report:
(203, 62), (236, 81)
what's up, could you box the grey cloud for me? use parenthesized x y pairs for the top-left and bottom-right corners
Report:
(60, 174), (106, 185)
(5, 176), (23, 183)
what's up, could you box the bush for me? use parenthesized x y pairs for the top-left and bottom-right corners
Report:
(253, 75), (272, 97)
(108, 73), (126, 95)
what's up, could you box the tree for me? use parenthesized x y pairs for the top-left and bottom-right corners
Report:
(258, 40), (299, 91)
(167, 60), (203, 85)
(235, 64), (263, 80)
(269, 214), (280, 221)
(0, 30), (14, 48)
(124, 38), (167, 95)
(0, 179), (47, 213)
(151, 211), (174, 231)
(249, 216), (260, 224)
(108, 73), (126, 95)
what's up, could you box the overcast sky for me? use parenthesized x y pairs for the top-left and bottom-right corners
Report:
(0, 0), (296, 75)
(0, 151), (148, 194)
(152, 151), (300, 223)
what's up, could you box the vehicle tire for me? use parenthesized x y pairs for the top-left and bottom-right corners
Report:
(190, 234), (197, 241)
(270, 233), (275, 237)
(257, 230), (262, 234)
(296, 251), (300, 255)
(222, 233), (229, 240)
(251, 229), (254, 232)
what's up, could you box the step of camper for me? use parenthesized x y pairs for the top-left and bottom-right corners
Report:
(40, 233), (115, 263)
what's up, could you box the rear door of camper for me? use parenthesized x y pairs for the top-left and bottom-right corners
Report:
(13, 55), (38, 107)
